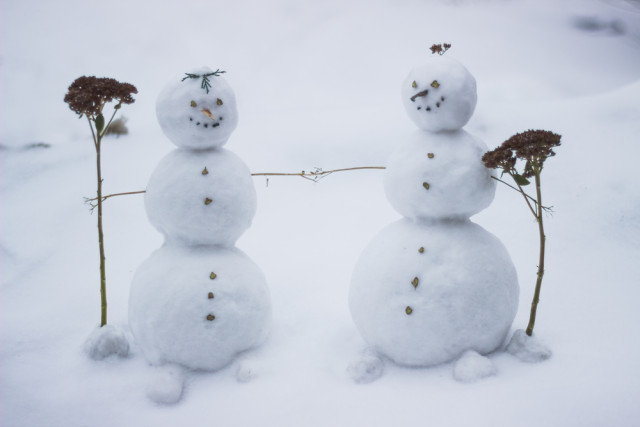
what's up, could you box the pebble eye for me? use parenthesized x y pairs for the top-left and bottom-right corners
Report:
(190, 100), (197, 108)
(216, 98), (223, 106)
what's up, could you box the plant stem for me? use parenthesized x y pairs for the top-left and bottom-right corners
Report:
(94, 130), (108, 327)
(506, 172), (538, 219)
(525, 170), (545, 336)
(101, 104), (121, 138)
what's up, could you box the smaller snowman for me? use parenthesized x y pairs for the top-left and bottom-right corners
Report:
(349, 52), (519, 383)
(129, 68), (271, 402)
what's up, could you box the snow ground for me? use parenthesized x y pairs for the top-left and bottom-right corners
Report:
(1, 0), (640, 426)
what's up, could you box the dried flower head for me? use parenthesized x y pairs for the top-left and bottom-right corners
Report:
(481, 146), (517, 171)
(483, 129), (561, 177)
(430, 43), (452, 55)
(64, 76), (137, 119)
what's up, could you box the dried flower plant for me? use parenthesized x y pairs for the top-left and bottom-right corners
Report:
(430, 43), (452, 55)
(482, 129), (561, 336)
(64, 76), (138, 327)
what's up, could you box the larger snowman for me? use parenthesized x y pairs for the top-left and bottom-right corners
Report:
(129, 68), (271, 391)
(349, 55), (519, 375)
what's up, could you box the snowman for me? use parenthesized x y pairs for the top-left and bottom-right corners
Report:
(129, 67), (271, 400)
(348, 55), (519, 382)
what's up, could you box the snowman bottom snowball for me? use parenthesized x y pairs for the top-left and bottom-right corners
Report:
(349, 219), (519, 367)
(129, 245), (272, 371)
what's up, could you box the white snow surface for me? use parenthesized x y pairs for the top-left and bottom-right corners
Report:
(129, 244), (271, 371)
(350, 218), (519, 366)
(2, 0), (640, 426)
(156, 67), (238, 149)
(144, 147), (256, 246)
(384, 130), (496, 219)
(402, 56), (477, 132)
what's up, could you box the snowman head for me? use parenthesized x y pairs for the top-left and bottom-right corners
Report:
(156, 67), (239, 149)
(402, 57), (477, 132)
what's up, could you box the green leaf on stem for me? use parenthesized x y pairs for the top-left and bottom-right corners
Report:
(513, 174), (530, 186)
(95, 114), (105, 134)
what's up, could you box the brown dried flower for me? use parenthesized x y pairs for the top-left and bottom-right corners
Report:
(64, 76), (137, 119)
(430, 43), (452, 55)
(482, 130), (561, 177)
(481, 146), (516, 171)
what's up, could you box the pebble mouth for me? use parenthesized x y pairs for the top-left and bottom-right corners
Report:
(414, 95), (445, 112)
(189, 117), (222, 128)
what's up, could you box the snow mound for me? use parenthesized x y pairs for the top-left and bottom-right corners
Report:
(453, 350), (497, 383)
(145, 366), (184, 405)
(506, 329), (552, 363)
(83, 325), (129, 360)
(235, 357), (262, 383)
(347, 349), (385, 384)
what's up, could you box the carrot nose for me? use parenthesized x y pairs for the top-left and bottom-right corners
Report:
(202, 108), (215, 120)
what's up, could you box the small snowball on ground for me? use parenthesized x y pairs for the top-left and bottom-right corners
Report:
(506, 329), (552, 363)
(453, 350), (497, 383)
(83, 325), (129, 360)
(146, 366), (184, 405)
(347, 349), (385, 384)
(235, 357), (261, 383)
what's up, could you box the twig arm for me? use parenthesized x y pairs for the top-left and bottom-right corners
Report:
(250, 166), (386, 178)
(88, 166), (387, 204)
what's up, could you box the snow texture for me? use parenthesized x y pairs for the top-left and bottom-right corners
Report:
(453, 350), (497, 383)
(384, 130), (496, 220)
(145, 366), (184, 405)
(144, 148), (257, 246)
(402, 57), (477, 132)
(506, 329), (553, 363)
(129, 244), (271, 371)
(347, 349), (385, 384)
(350, 219), (519, 366)
(83, 325), (129, 360)
(156, 67), (238, 150)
